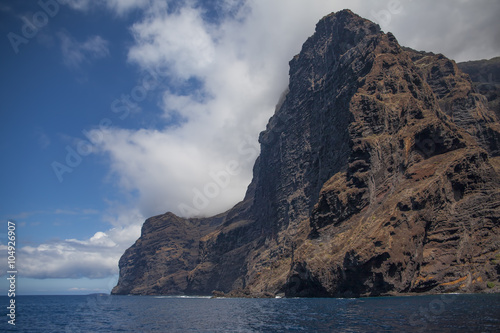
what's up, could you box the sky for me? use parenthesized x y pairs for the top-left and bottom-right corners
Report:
(0, 0), (499, 295)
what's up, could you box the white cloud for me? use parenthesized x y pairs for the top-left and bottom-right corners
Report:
(58, 32), (109, 69)
(66, 231), (117, 247)
(382, 0), (500, 62)
(1, 207), (143, 280)
(18, 222), (141, 279)
(62, 0), (92, 11)
(63, 0), (150, 14)
(68, 287), (101, 292)
(128, 6), (216, 79)
(105, 0), (150, 15)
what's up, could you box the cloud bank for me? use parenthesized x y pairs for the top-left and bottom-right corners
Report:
(17, 210), (143, 279)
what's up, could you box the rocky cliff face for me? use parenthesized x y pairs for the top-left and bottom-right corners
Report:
(112, 10), (500, 297)
(458, 57), (500, 120)
(112, 212), (223, 295)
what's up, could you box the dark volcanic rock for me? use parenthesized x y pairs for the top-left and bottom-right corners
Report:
(458, 57), (500, 120)
(407, 51), (500, 156)
(113, 10), (500, 297)
(111, 212), (222, 295)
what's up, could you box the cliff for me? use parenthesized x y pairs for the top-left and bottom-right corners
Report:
(458, 57), (500, 119)
(112, 10), (500, 297)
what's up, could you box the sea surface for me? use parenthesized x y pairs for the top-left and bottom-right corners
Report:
(1, 293), (499, 332)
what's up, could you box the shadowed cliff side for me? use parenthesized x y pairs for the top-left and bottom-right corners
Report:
(458, 57), (500, 120)
(113, 10), (500, 297)
(111, 212), (223, 295)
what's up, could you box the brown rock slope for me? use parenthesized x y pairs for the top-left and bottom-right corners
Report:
(112, 10), (500, 297)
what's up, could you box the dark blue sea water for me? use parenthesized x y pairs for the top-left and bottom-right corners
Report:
(1, 294), (499, 332)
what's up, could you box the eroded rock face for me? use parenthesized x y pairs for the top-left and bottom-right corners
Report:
(113, 10), (500, 297)
(111, 212), (222, 295)
(458, 57), (500, 119)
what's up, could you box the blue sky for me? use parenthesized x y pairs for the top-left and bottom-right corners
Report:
(0, 0), (499, 295)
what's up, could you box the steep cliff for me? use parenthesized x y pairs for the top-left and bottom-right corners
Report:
(458, 57), (500, 119)
(111, 212), (223, 295)
(112, 10), (500, 297)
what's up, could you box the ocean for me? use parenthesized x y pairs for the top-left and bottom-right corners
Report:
(1, 294), (499, 332)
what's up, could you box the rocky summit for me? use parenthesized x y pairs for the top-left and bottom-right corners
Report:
(112, 10), (500, 297)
